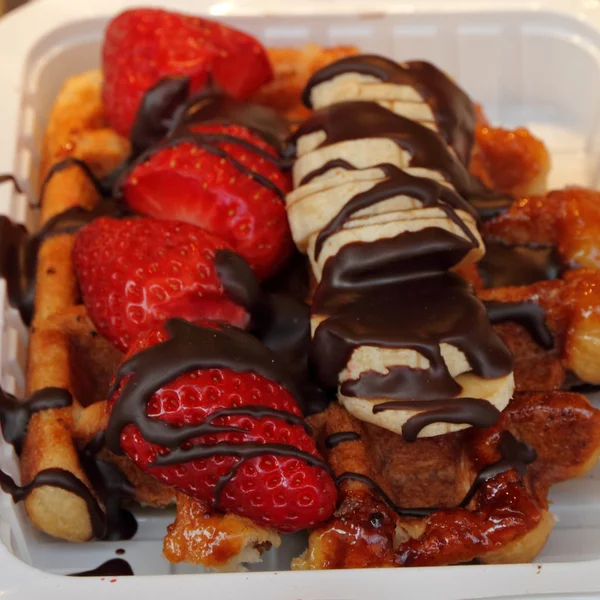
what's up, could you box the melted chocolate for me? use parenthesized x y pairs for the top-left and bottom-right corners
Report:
(371, 398), (500, 443)
(80, 434), (138, 541)
(325, 431), (361, 449)
(0, 173), (22, 193)
(293, 102), (484, 199)
(214, 249), (314, 409)
(0, 468), (106, 538)
(70, 558), (134, 577)
(0, 387), (72, 455)
(484, 300), (553, 350)
(106, 318), (330, 509)
(318, 229), (475, 295)
(478, 242), (564, 288)
(460, 431), (536, 507)
(302, 55), (476, 163)
(299, 158), (357, 187)
(0, 388), (136, 540)
(313, 164), (479, 260)
(312, 272), (513, 393)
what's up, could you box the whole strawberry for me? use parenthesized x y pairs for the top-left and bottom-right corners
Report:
(122, 124), (293, 279)
(107, 319), (337, 532)
(73, 217), (248, 351)
(102, 8), (273, 137)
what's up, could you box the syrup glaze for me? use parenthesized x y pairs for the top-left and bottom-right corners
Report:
(302, 55), (476, 164)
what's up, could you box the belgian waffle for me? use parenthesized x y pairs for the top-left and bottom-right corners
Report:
(1, 13), (599, 574)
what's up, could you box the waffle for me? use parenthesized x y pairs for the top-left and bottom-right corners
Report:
(296, 390), (600, 568)
(10, 36), (600, 572)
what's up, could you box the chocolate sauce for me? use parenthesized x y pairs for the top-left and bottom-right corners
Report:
(106, 318), (330, 508)
(325, 431), (361, 449)
(0, 195), (127, 324)
(302, 55), (476, 164)
(336, 431), (535, 518)
(371, 398), (500, 443)
(70, 558), (134, 577)
(477, 241), (564, 288)
(291, 101), (511, 218)
(313, 164), (479, 260)
(0, 387), (72, 455)
(484, 300), (553, 350)
(0, 468), (106, 538)
(318, 229), (475, 295)
(0, 173), (22, 193)
(312, 272), (513, 395)
(459, 431), (536, 507)
(336, 472), (434, 518)
(299, 158), (357, 187)
(79, 434), (138, 541)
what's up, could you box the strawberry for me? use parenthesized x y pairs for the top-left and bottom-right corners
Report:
(122, 124), (293, 279)
(73, 217), (248, 352)
(102, 8), (273, 137)
(107, 320), (337, 532)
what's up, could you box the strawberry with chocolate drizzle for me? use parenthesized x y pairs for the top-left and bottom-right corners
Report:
(102, 8), (273, 137)
(122, 123), (293, 279)
(73, 217), (249, 352)
(106, 318), (337, 532)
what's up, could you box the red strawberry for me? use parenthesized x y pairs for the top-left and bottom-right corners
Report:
(102, 8), (273, 137)
(107, 320), (337, 532)
(123, 124), (293, 279)
(73, 217), (248, 352)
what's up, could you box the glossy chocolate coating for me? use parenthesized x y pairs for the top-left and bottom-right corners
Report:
(302, 55), (476, 163)
(70, 558), (134, 577)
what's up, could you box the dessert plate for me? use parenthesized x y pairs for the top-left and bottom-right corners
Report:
(1, 0), (600, 597)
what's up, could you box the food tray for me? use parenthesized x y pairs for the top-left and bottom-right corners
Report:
(1, 0), (600, 597)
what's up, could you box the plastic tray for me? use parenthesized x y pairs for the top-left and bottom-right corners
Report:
(1, 0), (600, 597)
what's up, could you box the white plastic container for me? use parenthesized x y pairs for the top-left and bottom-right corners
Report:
(1, 0), (600, 597)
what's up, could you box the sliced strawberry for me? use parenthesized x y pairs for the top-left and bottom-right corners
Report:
(73, 217), (247, 352)
(107, 320), (337, 532)
(102, 8), (273, 137)
(122, 124), (293, 279)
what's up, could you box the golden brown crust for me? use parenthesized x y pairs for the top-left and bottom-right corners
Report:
(163, 493), (280, 570)
(297, 391), (600, 570)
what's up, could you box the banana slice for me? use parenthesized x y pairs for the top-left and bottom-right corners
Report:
(339, 372), (514, 439)
(287, 175), (454, 252)
(307, 208), (484, 282)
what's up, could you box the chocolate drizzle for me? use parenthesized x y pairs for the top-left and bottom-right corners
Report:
(336, 432), (535, 518)
(372, 398), (500, 443)
(292, 101), (511, 219)
(70, 558), (134, 577)
(0, 387), (72, 455)
(478, 241), (564, 288)
(0, 386), (136, 541)
(325, 431), (361, 449)
(312, 272), (513, 390)
(106, 318), (330, 508)
(79, 433), (138, 541)
(484, 300), (553, 350)
(0, 467), (107, 538)
(302, 55), (476, 163)
(0, 173), (22, 193)
(313, 164), (479, 260)
(459, 431), (536, 507)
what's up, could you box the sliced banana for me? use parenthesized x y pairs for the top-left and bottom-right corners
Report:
(307, 208), (484, 282)
(339, 372), (514, 439)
